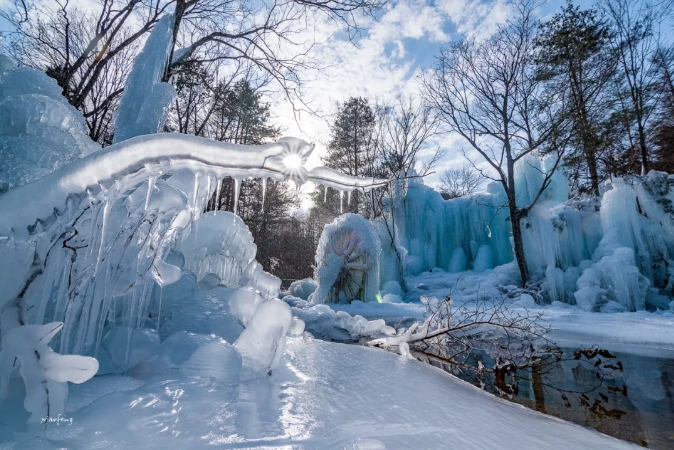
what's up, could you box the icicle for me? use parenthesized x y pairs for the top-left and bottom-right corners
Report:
(214, 177), (222, 213)
(191, 172), (200, 213)
(324, 186), (328, 203)
(233, 178), (240, 215)
(144, 174), (157, 210)
(340, 190), (344, 214)
(94, 199), (112, 277)
(205, 175), (213, 211)
(347, 190), (351, 208)
(156, 285), (164, 333)
(261, 178), (267, 213)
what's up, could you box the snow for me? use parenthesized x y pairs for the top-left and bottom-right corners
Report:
(285, 296), (397, 341)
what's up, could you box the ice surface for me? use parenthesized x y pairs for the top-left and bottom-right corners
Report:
(8, 336), (637, 449)
(113, 14), (176, 143)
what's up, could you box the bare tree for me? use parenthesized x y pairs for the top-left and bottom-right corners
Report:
(601, 0), (666, 174)
(422, 0), (567, 287)
(1, 0), (384, 140)
(368, 291), (627, 419)
(379, 95), (444, 179)
(439, 166), (482, 199)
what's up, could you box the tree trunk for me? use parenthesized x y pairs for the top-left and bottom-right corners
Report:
(638, 120), (649, 175)
(507, 175), (528, 287)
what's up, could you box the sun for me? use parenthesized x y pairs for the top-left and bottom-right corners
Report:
(282, 153), (304, 170)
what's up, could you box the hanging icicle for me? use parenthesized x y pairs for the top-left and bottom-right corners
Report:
(233, 178), (240, 215)
(261, 178), (267, 213)
(339, 190), (344, 214)
(324, 185), (328, 203)
(214, 177), (222, 213)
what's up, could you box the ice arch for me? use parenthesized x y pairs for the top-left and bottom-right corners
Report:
(0, 134), (387, 353)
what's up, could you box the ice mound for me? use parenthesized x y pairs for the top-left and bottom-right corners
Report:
(181, 211), (257, 285)
(0, 55), (97, 191)
(288, 278), (318, 300)
(97, 327), (160, 374)
(181, 340), (242, 382)
(314, 214), (382, 303)
(157, 331), (223, 368)
(235, 299), (292, 374)
(284, 296), (396, 341)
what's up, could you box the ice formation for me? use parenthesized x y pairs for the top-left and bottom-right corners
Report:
(0, 55), (98, 191)
(0, 50), (387, 415)
(113, 14), (177, 143)
(392, 156), (674, 311)
(284, 296), (396, 341)
(0, 322), (98, 422)
(313, 214), (382, 303)
(287, 278), (318, 300)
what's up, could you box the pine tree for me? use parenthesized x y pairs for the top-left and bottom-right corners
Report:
(320, 97), (376, 216)
(535, 1), (616, 195)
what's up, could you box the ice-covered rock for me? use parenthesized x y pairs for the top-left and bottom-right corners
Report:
(288, 278), (318, 300)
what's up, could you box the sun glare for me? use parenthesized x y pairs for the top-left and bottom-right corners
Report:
(282, 153), (303, 169)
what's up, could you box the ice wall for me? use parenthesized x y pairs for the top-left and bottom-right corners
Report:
(395, 156), (674, 311)
(394, 179), (512, 276)
(0, 54), (98, 191)
(113, 14), (176, 143)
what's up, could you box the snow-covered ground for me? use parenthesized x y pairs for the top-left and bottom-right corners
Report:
(399, 267), (674, 357)
(0, 331), (637, 449)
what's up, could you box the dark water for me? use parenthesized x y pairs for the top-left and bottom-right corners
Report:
(412, 349), (674, 449)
